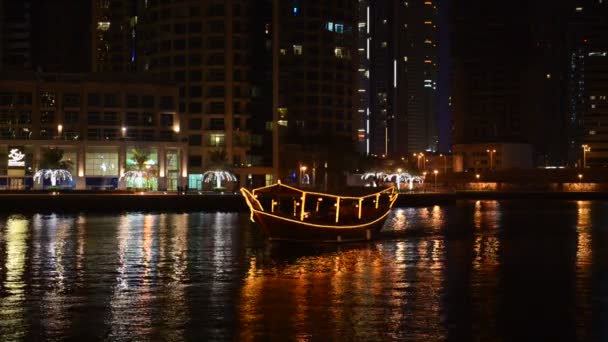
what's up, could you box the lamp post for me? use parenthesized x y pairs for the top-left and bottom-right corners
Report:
(422, 171), (427, 192)
(433, 169), (438, 191)
(57, 124), (63, 139)
(486, 149), (496, 170)
(121, 126), (127, 138)
(578, 173), (583, 184)
(324, 162), (328, 192)
(299, 165), (307, 186)
(582, 144), (590, 168)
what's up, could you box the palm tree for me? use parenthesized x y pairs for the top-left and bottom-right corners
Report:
(203, 148), (235, 190)
(208, 148), (228, 168)
(129, 147), (152, 171)
(35, 148), (74, 187)
(40, 147), (73, 171)
(121, 147), (157, 190)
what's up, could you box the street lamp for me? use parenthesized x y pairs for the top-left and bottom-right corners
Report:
(578, 173), (583, 183)
(121, 126), (127, 138)
(57, 124), (63, 139)
(486, 149), (496, 170)
(582, 144), (591, 168)
(475, 174), (480, 181)
(422, 171), (427, 192)
(433, 169), (438, 191)
(299, 165), (307, 186)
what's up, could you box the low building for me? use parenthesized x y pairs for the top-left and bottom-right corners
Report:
(0, 72), (187, 190)
(452, 143), (533, 172)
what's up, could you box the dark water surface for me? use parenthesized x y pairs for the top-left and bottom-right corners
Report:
(1, 200), (608, 341)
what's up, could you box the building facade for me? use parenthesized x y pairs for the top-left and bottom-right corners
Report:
(451, 0), (572, 168)
(136, 0), (272, 189)
(0, 0), (33, 71)
(568, 0), (608, 167)
(452, 143), (533, 172)
(275, 0), (359, 181)
(357, 0), (439, 159)
(0, 72), (186, 190)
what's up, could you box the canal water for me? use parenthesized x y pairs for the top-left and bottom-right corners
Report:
(0, 200), (607, 341)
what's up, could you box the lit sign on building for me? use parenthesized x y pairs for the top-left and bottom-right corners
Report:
(8, 148), (26, 167)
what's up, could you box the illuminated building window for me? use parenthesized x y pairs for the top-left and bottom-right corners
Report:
(209, 133), (225, 147)
(334, 47), (347, 58)
(97, 22), (111, 31)
(293, 45), (303, 55)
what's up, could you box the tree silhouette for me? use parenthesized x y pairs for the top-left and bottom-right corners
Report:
(40, 148), (73, 171)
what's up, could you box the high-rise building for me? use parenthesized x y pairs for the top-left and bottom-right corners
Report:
(0, 0), (91, 73)
(357, 0), (439, 159)
(137, 0), (272, 189)
(91, 0), (137, 72)
(568, 0), (608, 167)
(274, 0), (359, 181)
(452, 0), (572, 170)
(0, 0), (32, 71)
(248, 0), (275, 187)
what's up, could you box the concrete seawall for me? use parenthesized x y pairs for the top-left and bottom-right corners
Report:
(0, 191), (607, 214)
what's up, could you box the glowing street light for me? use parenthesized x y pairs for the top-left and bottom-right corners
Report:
(299, 165), (307, 186)
(476, 174), (480, 181)
(433, 169), (438, 191)
(57, 124), (63, 139)
(582, 144), (591, 168)
(578, 173), (583, 183)
(121, 126), (127, 138)
(486, 149), (496, 170)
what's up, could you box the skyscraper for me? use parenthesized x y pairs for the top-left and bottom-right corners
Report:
(0, 0), (32, 71)
(136, 0), (271, 189)
(452, 0), (572, 170)
(357, 0), (439, 159)
(1, 0), (91, 73)
(274, 0), (359, 180)
(91, 0), (137, 72)
(568, 0), (608, 167)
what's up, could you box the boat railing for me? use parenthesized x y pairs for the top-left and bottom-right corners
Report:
(244, 183), (398, 225)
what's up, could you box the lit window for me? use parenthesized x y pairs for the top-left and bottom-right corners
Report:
(293, 7), (299, 15)
(334, 47), (347, 58)
(97, 21), (111, 31)
(575, 7), (583, 12)
(381, 42), (388, 48)
(546, 73), (551, 79)
(327, 22), (334, 31)
(280, 49), (286, 55)
(293, 45), (302, 55)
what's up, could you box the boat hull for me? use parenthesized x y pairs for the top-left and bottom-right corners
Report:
(251, 210), (389, 242)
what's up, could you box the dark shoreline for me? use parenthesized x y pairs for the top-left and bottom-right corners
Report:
(0, 191), (607, 214)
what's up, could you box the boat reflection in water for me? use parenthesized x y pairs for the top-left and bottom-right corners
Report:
(0, 200), (607, 340)
(241, 182), (398, 242)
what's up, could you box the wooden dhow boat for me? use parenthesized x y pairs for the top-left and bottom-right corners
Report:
(240, 182), (398, 242)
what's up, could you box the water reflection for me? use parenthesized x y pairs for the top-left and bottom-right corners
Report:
(0, 217), (29, 340)
(0, 201), (606, 340)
